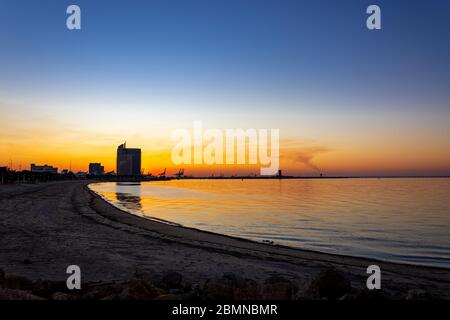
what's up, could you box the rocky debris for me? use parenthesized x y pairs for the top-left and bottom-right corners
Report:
(262, 276), (297, 300)
(82, 284), (123, 300)
(2, 275), (33, 291)
(131, 269), (156, 285)
(118, 272), (164, 300)
(204, 278), (235, 300)
(234, 279), (262, 300)
(202, 273), (262, 300)
(181, 284), (204, 301)
(0, 269), (4, 286)
(339, 288), (388, 300)
(301, 268), (352, 300)
(0, 288), (44, 300)
(154, 270), (192, 294)
(51, 292), (74, 300)
(0, 267), (412, 301)
(405, 289), (437, 300)
(154, 293), (183, 300)
(32, 279), (67, 298)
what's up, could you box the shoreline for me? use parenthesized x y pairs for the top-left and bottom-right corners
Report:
(93, 176), (450, 183)
(86, 183), (450, 274)
(89, 182), (450, 271)
(1, 180), (449, 299)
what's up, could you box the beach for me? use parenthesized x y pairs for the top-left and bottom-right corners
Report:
(1, 180), (449, 299)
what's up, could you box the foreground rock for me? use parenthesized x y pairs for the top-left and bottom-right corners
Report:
(405, 289), (438, 300)
(2, 275), (32, 291)
(339, 289), (388, 300)
(262, 276), (297, 300)
(0, 288), (45, 300)
(0, 267), (444, 300)
(301, 268), (352, 300)
(32, 280), (67, 298)
(118, 272), (164, 300)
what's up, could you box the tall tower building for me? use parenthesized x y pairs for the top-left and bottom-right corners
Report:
(116, 142), (141, 176)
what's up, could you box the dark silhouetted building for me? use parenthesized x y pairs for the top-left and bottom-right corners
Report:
(89, 163), (105, 175)
(116, 143), (141, 176)
(30, 164), (57, 174)
(0, 167), (7, 184)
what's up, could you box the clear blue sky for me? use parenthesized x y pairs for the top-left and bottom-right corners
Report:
(0, 0), (449, 175)
(1, 0), (449, 109)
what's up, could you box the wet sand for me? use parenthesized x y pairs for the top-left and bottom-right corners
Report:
(0, 180), (449, 298)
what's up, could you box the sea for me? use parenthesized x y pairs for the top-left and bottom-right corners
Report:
(89, 178), (450, 268)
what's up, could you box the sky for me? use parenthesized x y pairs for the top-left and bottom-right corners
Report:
(0, 0), (449, 176)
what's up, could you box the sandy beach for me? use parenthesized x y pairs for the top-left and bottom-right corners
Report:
(1, 180), (449, 299)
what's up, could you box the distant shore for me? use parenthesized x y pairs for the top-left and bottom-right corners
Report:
(81, 175), (450, 186)
(1, 180), (449, 300)
(101, 175), (450, 182)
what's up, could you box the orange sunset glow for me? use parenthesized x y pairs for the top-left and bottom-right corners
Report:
(2, 102), (449, 177)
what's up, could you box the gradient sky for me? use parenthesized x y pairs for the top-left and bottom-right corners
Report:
(1, 0), (450, 176)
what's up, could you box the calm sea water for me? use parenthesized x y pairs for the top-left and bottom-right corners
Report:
(89, 178), (450, 268)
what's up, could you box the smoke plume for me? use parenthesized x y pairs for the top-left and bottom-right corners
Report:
(293, 146), (329, 173)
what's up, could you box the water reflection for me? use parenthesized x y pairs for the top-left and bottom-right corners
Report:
(114, 182), (142, 211)
(114, 192), (142, 211)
